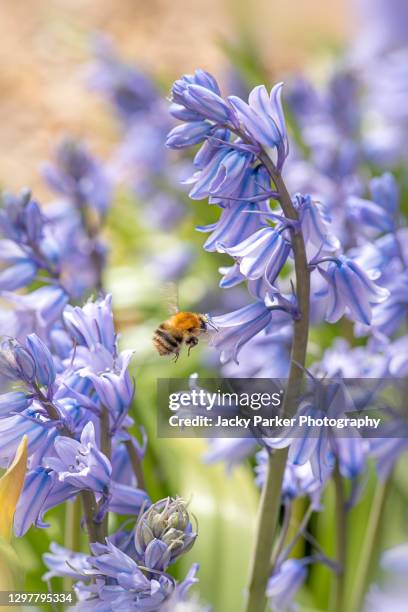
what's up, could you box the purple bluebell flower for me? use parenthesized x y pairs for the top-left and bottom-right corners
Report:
(188, 146), (254, 200)
(45, 422), (111, 493)
(166, 120), (213, 149)
(170, 71), (235, 124)
(63, 294), (116, 353)
(293, 193), (340, 253)
(228, 83), (288, 169)
(211, 295), (295, 363)
(266, 558), (307, 612)
(77, 541), (175, 610)
(43, 542), (91, 581)
(25, 334), (56, 388)
(197, 202), (268, 253)
(0, 333), (56, 389)
(42, 138), (112, 216)
(13, 467), (54, 536)
(80, 349), (134, 425)
(210, 301), (274, 364)
(315, 255), (389, 325)
(219, 225), (291, 283)
(0, 408), (49, 467)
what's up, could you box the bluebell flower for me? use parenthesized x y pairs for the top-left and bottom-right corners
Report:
(210, 301), (274, 363)
(77, 540), (176, 610)
(43, 543), (91, 582)
(42, 138), (112, 216)
(197, 202), (268, 253)
(0, 408), (49, 467)
(266, 558), (308, 612)
(293, 193), (340, 253)
(166, 120), (213, 149)
(43, 542), (91, 581)
(188, 146), (253, 200)
(80, 349), (134, 425)
(219, 225), (291, 283)
(171, 71), (236, 124)
(63, 294), (116, 353)
(13, 468), (54, 536)
(228, 83), (288, 169)
(25, 334), (56, 388)
(211, 296), (295, 363)
(45, 422), (111, 493)
(0, 333), (56, 389)
(315, 255), (389, 325)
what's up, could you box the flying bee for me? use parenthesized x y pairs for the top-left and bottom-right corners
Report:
(152, 284), (216, 361)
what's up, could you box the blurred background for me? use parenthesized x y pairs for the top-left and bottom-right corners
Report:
(0, 0), (349, 196)
(3, 2), (407, 611)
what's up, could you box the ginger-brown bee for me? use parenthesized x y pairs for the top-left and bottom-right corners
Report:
(153, 311), (209, 361)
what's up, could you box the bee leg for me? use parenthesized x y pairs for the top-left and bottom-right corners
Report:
(172, 352), (180, 363)
(186, 336), (199, 356)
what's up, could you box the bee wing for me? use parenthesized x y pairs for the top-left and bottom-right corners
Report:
(162, 282), (180, 315)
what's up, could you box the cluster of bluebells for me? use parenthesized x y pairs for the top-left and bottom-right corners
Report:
(166, 37), (408, 605)
(0, 288), (200, 608)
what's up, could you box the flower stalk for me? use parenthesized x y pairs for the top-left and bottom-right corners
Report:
(331, 464), (348, 612)
(245, 154), (310, 612)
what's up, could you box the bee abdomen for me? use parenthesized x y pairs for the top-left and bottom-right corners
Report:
(153, 327), (182, 356)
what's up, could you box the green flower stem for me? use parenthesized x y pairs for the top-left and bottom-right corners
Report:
(331, 464), (347, 612)
(245, 155), (311, 612)
(349, 478), (391, 612)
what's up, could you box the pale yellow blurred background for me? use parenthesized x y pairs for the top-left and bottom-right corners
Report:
(0, 0), (349, 197)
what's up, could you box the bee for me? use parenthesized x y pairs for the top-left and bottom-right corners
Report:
(152, 285), (215, 361)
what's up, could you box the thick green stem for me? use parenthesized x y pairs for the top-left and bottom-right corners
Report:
(349, 478), (390, 612)
(331, 465), (347, 612)
(245, 155), (310, 612)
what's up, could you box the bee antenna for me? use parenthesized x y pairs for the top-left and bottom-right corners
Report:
(205, 316), (218, 331)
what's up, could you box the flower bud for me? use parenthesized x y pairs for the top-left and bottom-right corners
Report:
(135, 497), (196, 570)
(26, 334), (56, 387)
